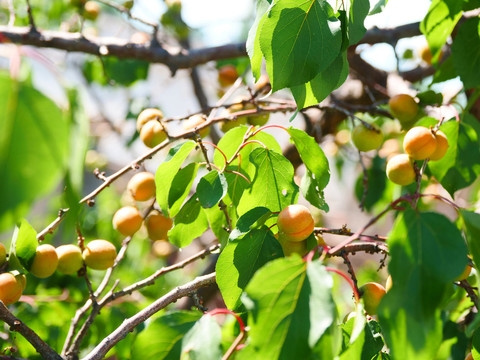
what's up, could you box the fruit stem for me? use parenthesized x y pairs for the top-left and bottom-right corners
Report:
(206, 308), (245, 333)
(252, 124), (289, 136)
(325, 267), (360, 302)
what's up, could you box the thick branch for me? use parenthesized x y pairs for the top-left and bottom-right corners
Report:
(0, 302), (63, 360)
(81, 272), (216, 360)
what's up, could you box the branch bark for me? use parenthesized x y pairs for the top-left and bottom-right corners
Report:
(81, 272), (216, 360)
(0, 302), (63, 360)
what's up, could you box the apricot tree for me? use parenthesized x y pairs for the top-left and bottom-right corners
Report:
(0, 1), (480, 360)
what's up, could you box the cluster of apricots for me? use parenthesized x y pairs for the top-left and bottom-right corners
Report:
(0, 239), (117, 306)
(386, 125), (449, 186)
(112, 172), (173, 247)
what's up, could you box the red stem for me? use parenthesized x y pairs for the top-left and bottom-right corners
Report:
(206, 308), (245, 333)
(325, 267), (360, 302)
(252, 124), (289, 136)
(201, 140), (228, 167)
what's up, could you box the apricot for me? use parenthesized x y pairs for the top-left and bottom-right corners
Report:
(403, 126), (437, 160)
(136, 108), (164, 132)
(84, 1), (100, 20)
(455, 264), (472, 282)
(388, 94), (419, 127)
(83, 240), (117, 270)
(247, 113), (270, 127)
(277, 205), (315, 243)
(152, 240), (174, 257)
(182, 115), (210, 138)
(0, 243), (6, 267)
(419, 45), (432, 65)
(278, 237), (308, 257)
(218, 65), (238, 87)
(56, 245), (84, 275)
(429, 130), (449, 161)
(386, 154), (416, 186)
(112, 206), (143, 236)
(466, 352), (473, 360)
(351, 123), (384, 152)
(0, 273), (24, 306)
(145, 211), (173, 241)
(139, 120), (167, 148)
(127, 172), (156, 202)
(29, 244), (58, 278)
(360, 282), (386, 315)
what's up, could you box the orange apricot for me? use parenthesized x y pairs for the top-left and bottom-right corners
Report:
(127, 172), (156, 202)
(0, 273), (24, 306)
(182, 115), (210, 138)
(145, 211), (173, 241)
(29, 244), (58, 278)
(112, 206), (143, 236)
(455, 264), (472, 282)
(277, 205), (315, 243)
(386, 154), (416, 186)
(403, 126), (437, 160)
(360, 282), (386, 315)
(56, 245), (84, 275)
(83, 240), (117, 270)
(218, 65), (238, 87)
(136, 108), (164, 132)
(139, 120), (167, 148)
(429, 130), (449, 161)
(388, 94), (419, 127)
(0, 243), (6, 267)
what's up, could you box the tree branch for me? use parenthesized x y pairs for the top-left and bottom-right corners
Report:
(0, 302), (63, 360)
(81, 272), (217, 360)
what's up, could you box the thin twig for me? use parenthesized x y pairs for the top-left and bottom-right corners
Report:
(81, 273), (217, 360)
(36, 208), (69, 241)
(0, 302), (62, 360)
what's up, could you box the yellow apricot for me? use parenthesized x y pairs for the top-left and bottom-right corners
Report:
(429, 130), (449, 161)
(403, 126), (437, 160)
(386, 154), (416, 186)
(351, 123), (384, 152)
(84, 1), (100, 20)
(277, 205), (315, 243)
(56, 245), (84, 275)
(112, 206), (143, 236)
(29, 244), (58, 278)
(0, 273), (24, 306)
(182, 115), (210, 138)
(0, 243), (6, 267)
(83, 240), (117, 270)
(388, 94), (419, 127)
(127, 172), (156, 202)
(152, 240), (174, 257)
(140, 120), (167, 148)
(136, 108), (164, 132)
(360, 282), (386, 315)
(145, 211), (173, 241)
(218, 65), (238, 87)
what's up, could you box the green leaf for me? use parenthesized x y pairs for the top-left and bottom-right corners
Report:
(155, 141), (197, 216)
(197, 170), (228, 209)
(83, 57), (149, 86)
(290, 52), (349, 108)
(369, 0), (388, 15)
(420, 0), (463, 62)
(416, 90), (443, 106)
(12, 219), (38, 271)
(204, 206), (231, 247)
(473, 327), (480, 360)
(378, 210), (468, 359)
(216, 226), (283, 309)
(0, 74), (69, 230)
(451, 17), (480, 89)
(239, 258), (336, 359)
(237, 148), (298, 216)
(181, 315), (223, 360)
(431, 56), (457, 84)
(460, 210), (480, 270)
(131, 311), (201, 359)
(288, 128), (330, 211)
(168, 163), (200, 218)
(463, 0), (480, 11)
(259, 0), (342, 91)
(348, 0), (370, 45)
(246, 0), (272, 80)
(428, 117), (480, 196)
(230, 206), (272, 239)
(168, 195), (209, 248)
(339, 318), (384, 360)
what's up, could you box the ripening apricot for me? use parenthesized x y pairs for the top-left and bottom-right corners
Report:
(29, 244), (58, 278)
(83, 240), (117, 270)
(429, 130), (449, 161)
(182, 115), (210, 138)
(0, 273), (24, 306)
(112, 206), (143, 236)
(278, 237), (308, 257)
(0, 243), (6, 267)
(145, 211), (173, 241)
(388, 94), (419, 127)
(84, 1), (100, 20)
(466, 352), (473, 360)
(218, 65), (238, 87)
(351, 123), (384, 152)
(403, 126), (437, 160)
(277, 204), (315, 243)
(386, 154), (416, 186)
(127, 172), (156, 202)
(56, 245), (84, 275)
(152, 240), (174, 257)
(136, 108), (164, 131)
(455, 264), (472, 282)
(360, 282), (386, 315)
(139, 120), (167, 148)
